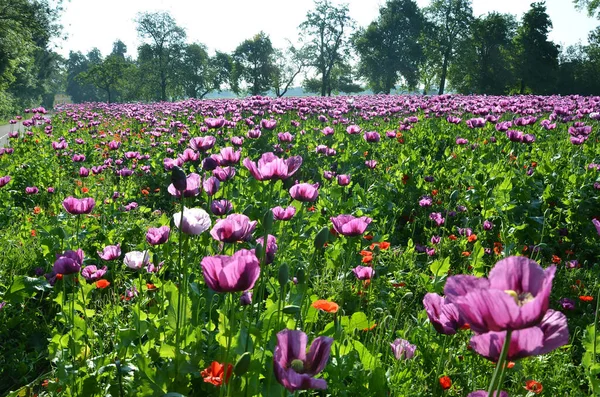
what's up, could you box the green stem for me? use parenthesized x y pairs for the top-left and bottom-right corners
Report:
(223, 293), (236, 397)
(175, 195), (185, 376)
(434, 336), (448, 397)
(593, 284), (600, 364)
(487, 329), (513, 397)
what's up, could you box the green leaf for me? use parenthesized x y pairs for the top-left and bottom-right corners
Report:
(429, 257), (450, 277)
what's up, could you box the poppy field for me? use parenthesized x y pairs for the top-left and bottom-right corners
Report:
(1, 94), (600, 396)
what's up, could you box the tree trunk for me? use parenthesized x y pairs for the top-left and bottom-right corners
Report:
(321, 70), (327, 97)
(438, 53), (449, 95)
(520, 79), (525, 94)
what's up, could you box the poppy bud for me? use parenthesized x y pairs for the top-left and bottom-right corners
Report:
(234, 352), (251, 376)
(278, 263), (289, 288)
(282, 305), (301, 315)
(171, 166), (187, 192)
(314, 226), (329, 249)
(263, 209), (273, 234)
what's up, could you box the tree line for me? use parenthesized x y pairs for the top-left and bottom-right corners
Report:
(3, 0), (600, 117)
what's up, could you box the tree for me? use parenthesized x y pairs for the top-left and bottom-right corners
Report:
(448, 12), (517, 94)
(573, 0), (600, 18)
(111, 40), (128, 58)
(81, 54), (129, 103)
(232, 32), (275, 96)
(303, 61), (362, 95)
(299, 0), (354, 96)
(176, 44), (231, 99)
(513, 2), (559, 94)
(135, 11), (186, 101)
(271, 46), (308, 97)
(66, 51), (100, 103)
(354, 0), (424, 94)
(424, 0), (473, 94)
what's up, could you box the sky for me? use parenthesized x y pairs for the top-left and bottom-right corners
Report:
(52, 0), (599, 59)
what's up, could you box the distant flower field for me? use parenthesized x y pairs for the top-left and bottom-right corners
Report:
(1, 95), (600, 396)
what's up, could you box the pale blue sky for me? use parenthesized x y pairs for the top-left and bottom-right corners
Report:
(53, 0), (598, 58)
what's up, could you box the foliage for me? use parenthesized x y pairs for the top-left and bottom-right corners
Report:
(232, 32), (275, 96)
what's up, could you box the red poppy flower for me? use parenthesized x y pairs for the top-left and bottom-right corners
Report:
(201, 361), (232, 386)
(525, 380), (543, 394)
(312, 300), (339, 313)
(552, 255), (561, 264)
(96, 279), (110, 289)
(467, 234), (478, 243)
(448, 234), (457, 241)
(580, 295), (594, 302)
(439, 376), (452, 390)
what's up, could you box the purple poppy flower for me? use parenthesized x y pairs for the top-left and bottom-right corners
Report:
(167, 173), (202, 197)
(146, 226), (170, 246)
(179, 148), (199, 163)
(419, 196), (433, 207)
(469, 309), (568, 362)
(330, 214), (372, 237)
(108, 140), (120, 150)
(211, 199), (233, 216)
(289, 183), (319, 202)
(323, 170), (335, 180)
(337, 174), (350, 186)
(81, 265), (107, 282)
(173, 207), (212, 235)
(365, 160), (377, 169)
(346, 125), (361, 134)
(72, 154), (86, 162)
(79, 167), (89, 177)
(272, 206), (296, 221)
(456, 138), (468, 145)
(203, 176), (220, 196)
(62, 196), (95, 215)
(429, 212), (445, 226)
(468, 391), (508, 397)
(506, 130), (523, 142)
(483, 220), (493, 231)
(559, 297), (575, 310)
(423, 293), (464, 335)
(256, 234), (278, 264)
(322, 126), (334, 136)
(98, 244), (121, 261)
(53, 249), (84, 275)
(25, 186), (39, 195)
(431, 235), (441, 245)
(594, 219), (600, 236)
(566, 260), (580, 269)
(363, 131), (380, 142)
(210, 213), (257, 243)
(260, 119), (277, 130)
(205, 118), (226, 129)
(219, 147), (241, 165)
(213, 166), (236, 182)
(352, 265), (374, 280)
(124, 250), (150, 270)
(523, 134), (536, 144)
(278, 132), (294, 142)
(240, 290), (253, 306)
(390, 338), (416, 360)
(247, 129), (261, 139)
(444, 256), (556, 333)
(0, 176), (10, 188)
(189, 136), (216, 152)
(243, 152), (302, 181)
(201, 249), (260, 292)
(202, 155), (220, 171)
(426, 247), (436, 256)
(273, 329), (334, 392)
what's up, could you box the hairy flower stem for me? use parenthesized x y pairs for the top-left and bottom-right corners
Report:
(174, 195), (185, 377)
(487, 329), (513, 397)
(434, 336), (448, 397)
(593, 285), (600, 364)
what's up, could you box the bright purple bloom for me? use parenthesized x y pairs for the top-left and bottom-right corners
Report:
(256, 234), (278, 264)
(167, 173), (202, 197)
(469, 309), (568, 361)
(483, 220), (493, 230)
(594, 219), (600, 236)
(429, 212), (445, 226)
(431, 235), (441, 245)
(337, 174), (350, 186)
(210, 213), (257, 243)
(273, 329), (334, 392)
(243, 152), (302, 181)
(423, 293), (464, 335)
(146, 226), (170, 246)
(211, 199), (233, 216)
(189, 136), (216, 151)
(203, 176), (220, 196)
(81, 265), (107, 282)
(444, 256), (556, 333)
(363, 131), (380, 142)
(466, 118), (485, 128)
(289, 183), (319, 202)
(53, 249), (84, 275)
(79, 167), (89, 177)
(346, 125), (361, 134)
(173, 207), (212, 235)
(468, 391), (508, 397)
(352, 265), (374, 280)
(179, 148), (199, 162)
(219, 147), (241, 166)
(365, 160), (377, 169)
(278, 132), (294, 142)
(62, 196), (95, 215)
(456, 138), (468, 145)
(98, 244), (121, 261)
(419, 196), (433, 207)
(260, 119), (277, 130)
(201, 249), (261, 292)
(25, 186), (39, 195)
(213, 166), (236, 182)
(390, 338), (416, 360)
(330, 214), (372, 237)
(240, 290), (253, 306)
(559, 297), (575, 310)
(272, 206), (296, 221)
(0, 176), (10, 188)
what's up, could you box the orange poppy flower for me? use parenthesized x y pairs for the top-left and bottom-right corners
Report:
(432, 189), (438, 196)
(81, 187), (89, 194)
(439, 376), (452, 390)
(462, 251), (471, 257)
(392, 282), (406, 288)
(56, 273), (63, 281)
(141, 189), (149, 196)
(363, 234), (374, 241)
(362, 255), (373, 264)
(580, 295), (594, 302)
(307, 206), (316, 212)
(448, 234), (457, 241)
(96, 279), (110, 289)
(362, 323), (377, 331)
(379, 241), (390, 250)
(360, 250), (372, 257)
(312, 299), (339, 313)
(30, 229), (37, 237)
(33, 206), (41, 214)
(552, 255), (561, 264)
(494, 242), (503, 255)
(525, 380), (543, 394)
(146, 283), (157, 291)
(467, 234), (478, 243)
(506, 361), (515, 369)
(201, 361), (233, 386)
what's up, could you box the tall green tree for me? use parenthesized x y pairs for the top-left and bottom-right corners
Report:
(424, 0), (473, 94)
(81, 54), (129, 103)
(449, 12), (517, 94)
(573, 0), (600, 18)
(66, 51), (101, 103)
(231, 32), (275, 96)
(354, 0), (424, 94)
(135, 11), (186, 101)
(513, 2), (559, 94)
(271, 46), (308, 97)
(176, 44), (231, 98)
(298, 0), (354, 96)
